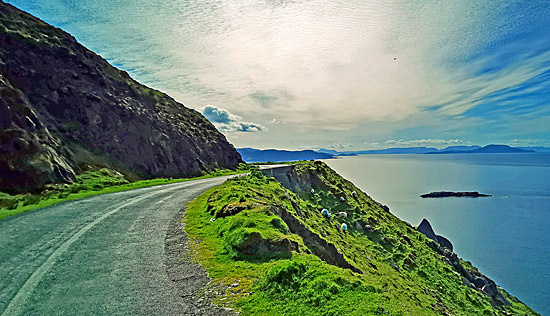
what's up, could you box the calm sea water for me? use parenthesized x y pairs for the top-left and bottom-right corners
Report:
(324, 154), (550, 315)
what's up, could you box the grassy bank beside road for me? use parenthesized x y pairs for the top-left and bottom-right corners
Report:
(0, 164), (253, 220)
(184, 163), (538, 315)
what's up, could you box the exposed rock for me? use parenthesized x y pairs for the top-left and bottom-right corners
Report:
(237, 232), (298, 256)
(417, 219), (453, 252)
(0, 2), (242, 191)
(270, 205), (362, 274)
(216, 203), (247, 218)
(0, 75), (76, 190)
(473, 277), (488, 288)
(417, 218), (438, 242)
(376, 202), (390, 213)
(436, 235), (453, 252)
(482, 283), (511, 306)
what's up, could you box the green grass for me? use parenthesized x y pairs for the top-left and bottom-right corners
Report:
(0, 164), (254, 220)
(250, 160), (312, 165)
(184, 163), (539, 316)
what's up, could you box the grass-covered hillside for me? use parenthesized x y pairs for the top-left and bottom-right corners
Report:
(184, 161), (538, 315)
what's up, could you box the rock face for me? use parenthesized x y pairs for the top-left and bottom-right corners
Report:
(237, 231), (298, 256)
(418, 218), (510, 306)
(417, 218), (453, 252)
(0, 2), (242, 191)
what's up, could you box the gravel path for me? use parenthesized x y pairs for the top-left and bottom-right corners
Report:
(0, 176), (236, 315)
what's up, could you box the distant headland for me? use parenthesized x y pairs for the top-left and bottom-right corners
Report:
(238, 144), (547, 163)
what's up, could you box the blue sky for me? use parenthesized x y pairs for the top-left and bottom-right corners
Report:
(7, 0), (550, 150)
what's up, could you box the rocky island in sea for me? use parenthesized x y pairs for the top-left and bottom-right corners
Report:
(421, 191), (492, 198)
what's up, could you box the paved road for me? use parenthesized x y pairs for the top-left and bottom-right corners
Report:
(0, 176), (238, 316)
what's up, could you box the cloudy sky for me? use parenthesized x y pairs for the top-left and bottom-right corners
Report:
(8, 0), (550, 150)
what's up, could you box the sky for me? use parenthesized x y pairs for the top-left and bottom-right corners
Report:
(6, 0), (550, 150)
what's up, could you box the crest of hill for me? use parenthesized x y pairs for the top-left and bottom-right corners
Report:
(0, 2), (242, 192)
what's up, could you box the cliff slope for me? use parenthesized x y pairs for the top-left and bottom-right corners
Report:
(184, 162), (538, 315)
(0, 2), (242, 191)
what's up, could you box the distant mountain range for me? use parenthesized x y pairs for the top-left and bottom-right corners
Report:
(239, 145), (548, 163)
(426, 144), (534, 154)
(237, 148), (334, 163)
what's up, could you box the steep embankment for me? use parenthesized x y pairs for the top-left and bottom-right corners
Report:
(184, 162), (538, 315)
(0, 2), (242, 192)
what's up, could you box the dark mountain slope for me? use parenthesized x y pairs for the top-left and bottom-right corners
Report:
(0, 2), (242, 191)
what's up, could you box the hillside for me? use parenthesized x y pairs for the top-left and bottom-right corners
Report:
(184, 161), (538, 315)
(0, 2), (242, 192)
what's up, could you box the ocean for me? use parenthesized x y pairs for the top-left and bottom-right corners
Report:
(324, 153), (550, 315)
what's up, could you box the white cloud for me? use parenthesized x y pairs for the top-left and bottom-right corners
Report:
(27, 0), (548, 148)
(510, 139), (548, 146)
(201, 105), (266, 133)
(363, 142), (382, 148)
(385, 139), (463, 147)
(326, 143), (353, 150)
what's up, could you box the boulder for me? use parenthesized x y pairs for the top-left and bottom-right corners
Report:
(417, 219), (453, 251)
(436, 235), (453, 252)
(417, 218), (438, 242)
(237, 232), (298, 256)
(473, 277), (488, 288)
(481, 283), (511, 306)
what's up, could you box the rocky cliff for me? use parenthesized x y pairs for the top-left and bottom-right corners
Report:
(0, 2), (242, 191)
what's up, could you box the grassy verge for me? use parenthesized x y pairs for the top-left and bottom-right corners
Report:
(249, 160), (311, 165)
(0, 164), (253, 220)
(184, 163), (538, 316)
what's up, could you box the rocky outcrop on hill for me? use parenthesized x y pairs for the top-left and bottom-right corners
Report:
(417, 218), (453, 252)
(417, 218), (510, 306)
(0, 2), (242, 191)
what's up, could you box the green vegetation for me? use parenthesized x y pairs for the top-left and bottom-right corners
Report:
(184, 162), (538, 315)
(251, 160), (311, 165)
(0, 164), (254, 220)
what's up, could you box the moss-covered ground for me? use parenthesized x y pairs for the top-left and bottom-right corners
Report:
(0, 164), (253, 220)
(184, 162), (538, 316)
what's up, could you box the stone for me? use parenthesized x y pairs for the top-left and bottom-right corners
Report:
(436, 235), (454, 252)
(481, 283), (511, 306)
(473, 277), (487, 288)
(417, 218), (438, 242)
(237, 232), (297, 256)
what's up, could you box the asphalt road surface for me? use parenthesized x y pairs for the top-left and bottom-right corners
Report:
(0, 175), (239, 316)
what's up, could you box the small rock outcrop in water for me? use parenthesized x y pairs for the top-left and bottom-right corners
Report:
(420, 191), (492, 198)
(0, 2), (242, 191)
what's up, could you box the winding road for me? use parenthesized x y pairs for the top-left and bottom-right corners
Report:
(0, 175), (238, 316)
